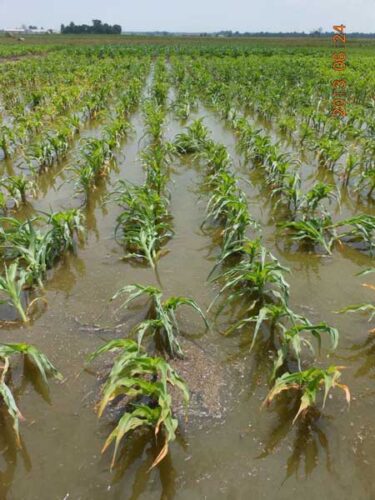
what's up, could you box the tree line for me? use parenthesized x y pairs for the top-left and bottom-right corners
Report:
(61, 19), (121, 35)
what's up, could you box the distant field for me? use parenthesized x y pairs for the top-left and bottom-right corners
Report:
(1, 33), (375, 48)
(0, 34), (374, 61)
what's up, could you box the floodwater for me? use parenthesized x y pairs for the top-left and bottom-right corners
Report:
(0, 70), (375, 500)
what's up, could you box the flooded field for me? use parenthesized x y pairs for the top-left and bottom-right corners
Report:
(0, 38), (375, 499)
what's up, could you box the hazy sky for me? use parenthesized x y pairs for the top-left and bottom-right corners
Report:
(1, 0), (374, 32)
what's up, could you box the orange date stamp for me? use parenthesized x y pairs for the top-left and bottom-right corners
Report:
(332, 24), (347, 117)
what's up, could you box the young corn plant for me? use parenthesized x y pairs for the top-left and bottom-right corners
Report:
(357, 168), (375, 197)
(0, 262), (28, 322)
(71, 137), (115, 197)
(270, 173), (302, 213)
(174, 119), (210, 155)
(199, 141), (232, 176)
(334, 215), (375, 254)
(88, 339), (188, 469)
(0, 342), (62, 444)
(112, 284), (208, 358)
(26, 138), (56, 172)
(264, 366), (350, 423)
(114, 181), (173, 269)
(274, 321), (339, 374)
(45, 209), (85, 256)
(312, 137), (344, 170)
(337, 269), (375, 331)
(140, 142), (174, 195)
(0, 125), (18, 159)
(300, 182), (338, 216)
(1, 211), (84, 291)
(342, 151), (361, 186)
(142, 100), (166, 143)
(0, 191), (7, 215)
(203, 173), (254, 255)
(103, 116), (132, 149)
(2, 221), (50, 290)
(0, 176), (36, 206)
(279, 214), (336, 255)
(209, 243), (290, 315)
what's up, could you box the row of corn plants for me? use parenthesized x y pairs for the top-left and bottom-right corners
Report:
(113, 60), (174, 269)
(0, 53), (152, 465)
(172, 59), (375, 257)
(70, 68), (148, 204)
(170, 54), (375, 201)
(88, 61), (208, 469)
(173, 118), (350, 424)
(232, 120), (375, 255)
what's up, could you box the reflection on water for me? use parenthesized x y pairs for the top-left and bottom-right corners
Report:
(259, 395), (333, 483)
(46, 254), (86, 297)
(0, 356), (61, 500)
(0, 422), (31, 500)
(348, 332), (375, 379)
(110, 430), (179, 500)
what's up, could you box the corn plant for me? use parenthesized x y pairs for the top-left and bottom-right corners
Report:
(0, 212), (84, 291)
(271, 173), (302, 213)
(112, 284), (208, 357)
(334, 215), (375, 253)
(140, 143), (174, 195)
(0, 192), (7, 215)
(143, 100), (166, 143)
(301, 182), (338, 216)
(279, 215), (336, 255)
(0, 175), (36, 206)
(45, 209), (84, 256)
(114, 182), (173, 269)
(199, 141), (232, 174)
(275, 321), (339, 373)
(0, 342), (62, 444)
(174, 119), (210, 154)
(0, 125), (18, 159)
(88, 339), (188, 468)
(203, 173), (254, 254)
(209, 243), (290, 313)
(357, 168), (375, 197)
(342, 151), (361, 186)
(264, 366), (350, 423)
(337, 269), (375, 329)
(0, 217), (50, 290)
(26, 138), (56, 172)
(71, 137), (115, 197)
(0, 262), (28, 322)
(312, 137), (344, 170)
(103, 116), (132, 149)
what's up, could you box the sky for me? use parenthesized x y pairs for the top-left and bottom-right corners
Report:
(0, 0), (374, 32)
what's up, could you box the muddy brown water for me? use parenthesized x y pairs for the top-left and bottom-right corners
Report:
(0, 85), (375, 500)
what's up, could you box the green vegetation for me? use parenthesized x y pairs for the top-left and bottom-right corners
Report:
(0, 35), (374, 481)
(88, 339), (188, 469)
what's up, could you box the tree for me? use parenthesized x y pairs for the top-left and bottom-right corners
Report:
(61, 19), (122, 35)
